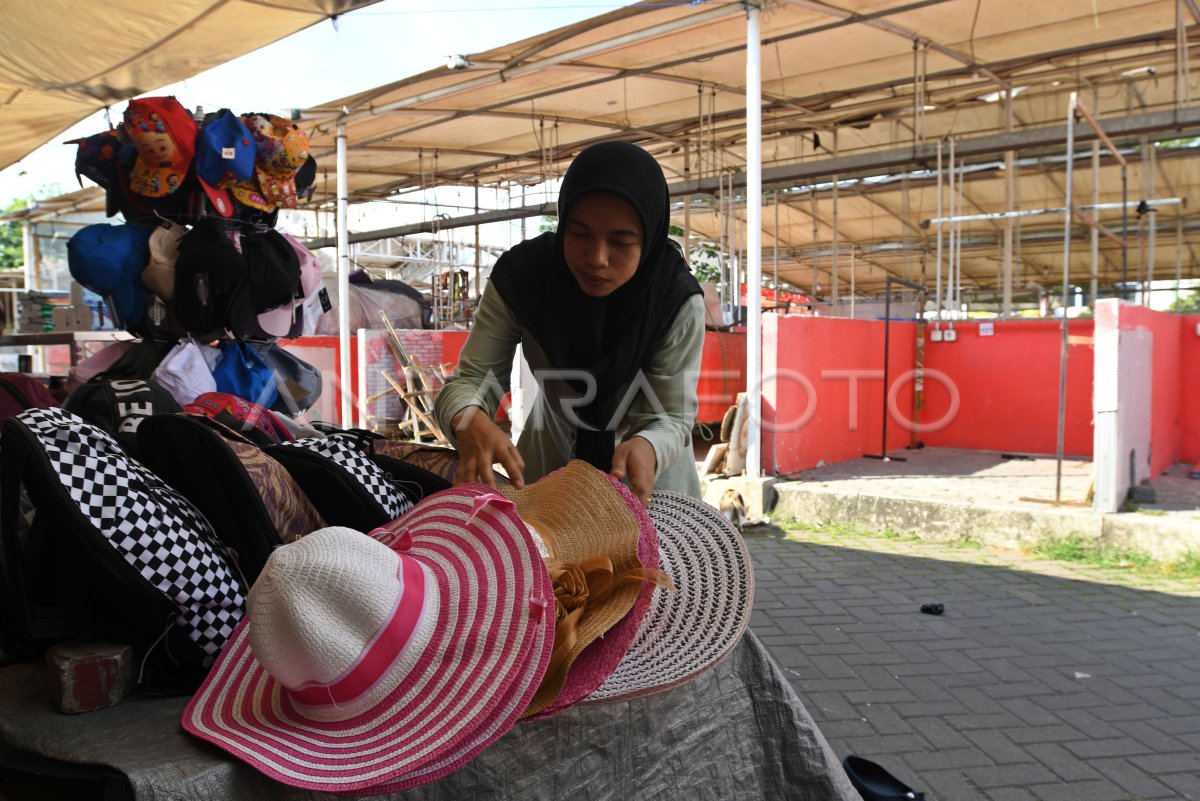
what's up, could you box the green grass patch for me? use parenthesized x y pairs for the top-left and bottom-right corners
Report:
(1034, 534), (1200, 579)
(768, 516), (928, 544)
(766, 518), (1200, 583)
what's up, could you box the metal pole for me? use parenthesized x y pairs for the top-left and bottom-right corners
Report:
(1145, 141), (1157, 304)
(1057, 93), (1078, 503)
(935, 140), (943, 325)
(1003, 88), (1016, 317)
(474, 182), (481, 300)
(850, 247), (856, 319)
(745, 0), (763, 478)
(865, 274), (926, 462)
(773, 188), (779, 301)
(831, 130), (839, 317)
(1122, 166), (1129, 294)
(948, 137), (956, 318)
(684, 142), (692, 274)
(1090, 89), (1100, 309)
(336, 122), (352, 428)
(880, 278), (892, 458)
(1177, 212), (1184, 308)
(955, 154), (964, 321)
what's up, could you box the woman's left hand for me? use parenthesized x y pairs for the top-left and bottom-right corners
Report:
(610, 436), (656, 507)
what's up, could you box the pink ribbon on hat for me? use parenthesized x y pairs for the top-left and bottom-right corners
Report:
(287, 553), (426, 708)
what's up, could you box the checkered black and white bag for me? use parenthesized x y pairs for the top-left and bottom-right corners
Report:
(0, 407), (245, 690)
(267, 433), (416, 532)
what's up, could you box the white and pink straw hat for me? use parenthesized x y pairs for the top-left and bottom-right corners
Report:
(182, 485), (554, 795)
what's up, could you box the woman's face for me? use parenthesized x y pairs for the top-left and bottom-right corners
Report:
(562, 192), (644, 297)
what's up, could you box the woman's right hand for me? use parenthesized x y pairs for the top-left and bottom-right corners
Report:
(450, 406), (526, 489)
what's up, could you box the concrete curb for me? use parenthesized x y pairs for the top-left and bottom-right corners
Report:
(772, 483), (1200, 562)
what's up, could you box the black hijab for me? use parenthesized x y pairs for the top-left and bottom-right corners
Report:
(491, 141), (701, 471)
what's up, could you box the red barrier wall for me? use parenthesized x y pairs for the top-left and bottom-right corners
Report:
(1182, 315), (1200, 465)
(698, 331), (746, 424)
(920, 319), (1095, 456)
(442, 330), (469, 367)
(763, 315), (917, 475)
(761, 316), (1098, 475)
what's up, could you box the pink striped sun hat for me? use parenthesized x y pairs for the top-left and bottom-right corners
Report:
(182, 486), (554, 795)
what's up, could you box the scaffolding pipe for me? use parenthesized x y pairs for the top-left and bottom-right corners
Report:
(923, 197), (1184, 227)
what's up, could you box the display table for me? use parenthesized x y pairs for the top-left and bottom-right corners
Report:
(0, 331), (134, 370)
(0, 631), (857, 801)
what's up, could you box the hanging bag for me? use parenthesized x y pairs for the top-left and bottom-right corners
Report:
(0, 373), (60, 428)
(211, 340), (279, 408)
(0, 408), (245, 691)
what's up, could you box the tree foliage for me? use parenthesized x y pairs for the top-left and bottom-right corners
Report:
(1167, 289), (1200, 313)
(0, 198), (28, 271)
(667, 223), (722, 283)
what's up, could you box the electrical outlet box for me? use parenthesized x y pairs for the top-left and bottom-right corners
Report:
(944, 328), (957, 342)
(929, 328), (943, 342)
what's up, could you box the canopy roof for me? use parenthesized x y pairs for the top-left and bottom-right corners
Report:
(0, 0), (380, 173)
(297, 0), (1200, 303)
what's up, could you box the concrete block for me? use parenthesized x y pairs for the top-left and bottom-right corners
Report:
(700, 442), (728, 476)
(45, 640), (136, 714)
(700, 473), (779, 521)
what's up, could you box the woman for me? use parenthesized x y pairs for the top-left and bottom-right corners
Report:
(433, 141), (704, 506)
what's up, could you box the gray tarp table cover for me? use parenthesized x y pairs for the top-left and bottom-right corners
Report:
(0, 631), (858, 800)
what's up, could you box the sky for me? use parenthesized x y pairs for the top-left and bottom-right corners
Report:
(0, 0), (628, 207)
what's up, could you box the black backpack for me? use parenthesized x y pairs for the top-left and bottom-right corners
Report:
(0, 373), (60, 428)
(0, 407), (245, 692)
(138, 413), (327, 584)
(264, 432), (444, 531)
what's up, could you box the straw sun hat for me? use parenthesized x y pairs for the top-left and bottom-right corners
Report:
(499, 459), (671, 719)
(182, 486), (554, 795)
(500, 460), (754, 715)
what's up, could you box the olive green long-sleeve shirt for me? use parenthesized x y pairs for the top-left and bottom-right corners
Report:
(433, 281), (705, 496)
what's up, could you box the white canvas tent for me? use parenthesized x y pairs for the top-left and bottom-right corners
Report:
(0, 0), (381, 172)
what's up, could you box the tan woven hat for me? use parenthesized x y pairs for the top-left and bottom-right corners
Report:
(500, 459), (670, 718)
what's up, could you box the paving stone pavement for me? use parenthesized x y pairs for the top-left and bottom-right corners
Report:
(745, 527), (1200, 801)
